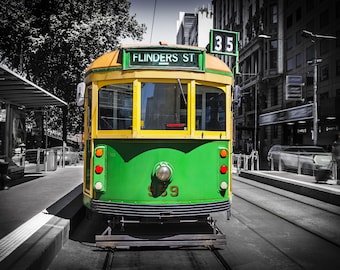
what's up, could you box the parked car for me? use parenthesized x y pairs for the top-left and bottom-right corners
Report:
(267, 145), (332, 175)
(51, 146), (79, 165)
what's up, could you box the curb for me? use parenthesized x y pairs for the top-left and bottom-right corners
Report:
(239, 171), (340, 207)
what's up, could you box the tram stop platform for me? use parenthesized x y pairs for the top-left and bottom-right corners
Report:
(0, 166), (83, 270)
(238, 169), (340, 207)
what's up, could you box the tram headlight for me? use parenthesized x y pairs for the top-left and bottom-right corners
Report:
(95, 181), (103, 191)
(155, 163), (172, 181)
(220, 181), (228, 190)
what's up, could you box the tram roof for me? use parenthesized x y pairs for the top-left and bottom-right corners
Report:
(0, 64), (67, 108)
(86, 44), (232, 75)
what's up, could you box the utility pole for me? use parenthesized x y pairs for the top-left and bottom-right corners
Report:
(301, 30), (337, 146)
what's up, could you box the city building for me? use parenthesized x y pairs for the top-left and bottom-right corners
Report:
(211, 0), (340, 164)
(176, 5), (213, 47)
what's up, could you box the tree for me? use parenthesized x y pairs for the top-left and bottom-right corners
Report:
(0, 0), (146, 136)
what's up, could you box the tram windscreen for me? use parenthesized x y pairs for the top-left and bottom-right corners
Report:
(196, 85), (226, 131)
(141, 82), (188, 130)
(98, 83), (133, 130)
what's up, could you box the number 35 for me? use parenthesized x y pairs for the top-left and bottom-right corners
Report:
(214, 35), (234, 53)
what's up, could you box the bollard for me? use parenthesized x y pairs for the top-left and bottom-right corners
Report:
(244, 154), (248, 171)
(278, 154), (282, 171)
(270, 158), (274, 171)
(36, 148), (41, 172)
(297, 152), (301, 174)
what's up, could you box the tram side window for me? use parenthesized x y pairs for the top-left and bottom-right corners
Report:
(141, 82), (188, 130)
(98, 84), (133, 130)
(196, 85), (226, 131)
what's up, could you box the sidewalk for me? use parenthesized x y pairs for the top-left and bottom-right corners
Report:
(0, 165), (83, 270)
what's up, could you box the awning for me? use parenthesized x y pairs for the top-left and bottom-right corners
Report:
(0, 64), (67, 108)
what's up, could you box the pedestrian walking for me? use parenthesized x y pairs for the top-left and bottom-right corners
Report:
(0, 156), (10, 190)
(332, 133), (340, 180)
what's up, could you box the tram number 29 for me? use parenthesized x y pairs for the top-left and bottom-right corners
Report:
(148, 185), (179, 197)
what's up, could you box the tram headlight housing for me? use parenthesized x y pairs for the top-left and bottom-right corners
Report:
(93, 146), (107, 193)
(154, 162), (172, 182)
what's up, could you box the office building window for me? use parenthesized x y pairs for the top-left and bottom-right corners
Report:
(336, 30), (340, 48)
(287, 57), (294, 71)
(286, 14), (293, 28)
(286, 36), (293, 50)
(261, 94), (268, 109)
(263, 127), (268, 139)
(320, 92), (329, 101)
(271, 4), (278, 24)
(296, 53), (302, 67)
(296, 7), (302, 21)
(320, 39), (329, 55)
(336, 59), (340, 76)
(272, 125), (278, 139)
(296, 31), (302, 45)
(306, 45), (315, 61)
(306, 72), (314, 86)
(306, 0), (314, 12)
(320, 10), (329, 28)
(271, 86), (278, 106)
(320, 65), (329, 81)
(270, 40), (278, 69)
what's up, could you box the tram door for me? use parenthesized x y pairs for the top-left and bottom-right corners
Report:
(84, 86), (92, 192)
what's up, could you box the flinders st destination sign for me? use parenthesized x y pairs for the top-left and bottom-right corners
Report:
(122, 47), (204, 71)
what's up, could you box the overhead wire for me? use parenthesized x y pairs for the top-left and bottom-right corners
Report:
(149, 0), (157, 43)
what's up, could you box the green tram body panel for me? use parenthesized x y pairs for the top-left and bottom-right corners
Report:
(88, 139), (230, 207)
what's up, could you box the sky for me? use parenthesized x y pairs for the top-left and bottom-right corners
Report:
(122, 0), (211, 44)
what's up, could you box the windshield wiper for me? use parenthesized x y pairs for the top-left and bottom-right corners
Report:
(177, 78), (187, 105)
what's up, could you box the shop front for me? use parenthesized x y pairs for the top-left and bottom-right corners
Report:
(259, 103), (339, 152)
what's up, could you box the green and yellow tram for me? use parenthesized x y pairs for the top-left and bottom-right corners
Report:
(79, 43), (234, 222)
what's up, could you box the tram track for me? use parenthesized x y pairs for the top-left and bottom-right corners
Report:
(234, 175), (340, 216)
(49, 175), (340, 269)
(232, 176), (340, 249)
(98, 245), (232, 270)
(215, 175), (340, 269)
(102, 248), (114, 270)
(209, 246), (233, 270)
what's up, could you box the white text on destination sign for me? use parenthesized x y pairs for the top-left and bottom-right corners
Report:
(131, 52), (197, 65)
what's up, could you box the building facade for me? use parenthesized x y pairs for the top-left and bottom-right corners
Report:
(212, 0), (340, 164)
(176, 5), (213, 47)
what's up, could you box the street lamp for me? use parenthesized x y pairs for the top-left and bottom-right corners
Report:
(253, 34), (272, 151)
(301, 30), (337, 146)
